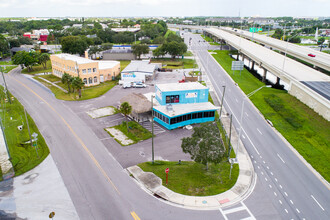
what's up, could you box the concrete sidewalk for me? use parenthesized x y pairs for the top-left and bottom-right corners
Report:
(127, 49), (255, 210)
(0, 155), (79, 219)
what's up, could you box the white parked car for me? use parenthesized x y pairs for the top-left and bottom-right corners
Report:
(132, 82), (146, 88)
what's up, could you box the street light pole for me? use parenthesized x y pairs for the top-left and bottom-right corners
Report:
(151, 95), (155, 164)
(219, 85), (226, 118)
(281, 33), (298, 75)
(0, 66), (11, 104)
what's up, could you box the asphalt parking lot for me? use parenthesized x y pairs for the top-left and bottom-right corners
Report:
(64, 71), (194, 168)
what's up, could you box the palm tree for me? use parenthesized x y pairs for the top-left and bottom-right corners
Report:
(120, 102), (132, 133)
(71, 77), (85, 98)
(61, 73), (72, 93)
(38, 53), (50, 69)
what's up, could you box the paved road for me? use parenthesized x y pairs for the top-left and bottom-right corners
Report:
(184, 32), (330, 219)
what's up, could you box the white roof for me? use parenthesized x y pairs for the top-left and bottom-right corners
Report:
(153, 102), (219, 117)
(98, 61), (120, 69)
(122, 61), (156, 74)
(53, 54), (93, 64)
(156, 82), (207, 92)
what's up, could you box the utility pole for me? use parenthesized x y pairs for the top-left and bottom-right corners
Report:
(24, 108), (33, 150)
(228, 114), (232, 160)
(0, 66), (11, 104)
(151, 95), (154, 164)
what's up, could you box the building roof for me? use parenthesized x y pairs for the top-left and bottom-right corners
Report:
(122, 61), (156, 74)
(120, 93), (152, 113)
(53, 54), (93, 64)
(153, 102), (219, 117)
(98, 61), (120, 70)
(156, 82), (207, 92)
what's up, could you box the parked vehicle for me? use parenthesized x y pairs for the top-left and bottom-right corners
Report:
(178, 78), (185, 83)
(132, 82), (146, 88)
(123, 82), (132, 89)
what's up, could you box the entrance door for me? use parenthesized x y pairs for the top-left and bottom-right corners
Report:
(100, 74), (104, 82)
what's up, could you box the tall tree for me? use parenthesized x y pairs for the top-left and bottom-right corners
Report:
(61, 36), (88, 55)
(71, 77), (85, 98)
(163, 41), (187, 59)
(181, 122), (225, 170)
(0, 34), (10, 58)
(12, 51), (38, 72)
(61, 73), (72, 93)
(131, 44), (149, 59)
(38, 53), (50, 69)
(120, 102), (132, 133)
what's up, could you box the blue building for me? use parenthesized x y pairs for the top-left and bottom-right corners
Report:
(153, 82), (219, 130)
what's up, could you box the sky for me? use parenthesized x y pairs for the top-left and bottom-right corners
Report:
(0, 0), (329, 18)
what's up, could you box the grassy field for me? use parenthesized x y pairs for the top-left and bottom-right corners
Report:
(0, 87), (49, 177)
(0, 61), (13, 65)
(164, 29), (176, 38)
(22, 60), (52, 75)
(151, 58), (196, 69)
(322, 50), (330, 54)
(109, 121), (152, 145)
(34, 76), (117, 101)
(201, 35), (220, 45)
(38, 74), (61, 82)
(138, 160), (239, 196)
(2, 65), (18, 73)
(120, 60), (131, 70)
(212, 50), (330, 182)
(183, 51), (193, 56)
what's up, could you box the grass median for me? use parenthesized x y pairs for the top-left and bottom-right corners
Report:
(0, 87), (49, 177)
(151, 58), (196, 69)
(211, 50), (330, 182)
(138, 160), (239, 196)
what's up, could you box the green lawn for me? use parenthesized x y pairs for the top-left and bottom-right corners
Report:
(322, 50), (330, 54)
(0, 61), (13, 65)
(108, 121), (152, 145)
(0, 87), (49, 177)
(120, 60), (131, 70)
(164, 29), (176, 38)
(212, 50), (330, 182)
(151, 58), (196, 69)
(38, 74), (61, 82)
(34, 76), (117, 101)
(202, 35), (220, 45)
(21, 60), (52, 75)
(138, 160), (239, 196)
(2, 65), (18, 73)
(183, 51), (193, 56)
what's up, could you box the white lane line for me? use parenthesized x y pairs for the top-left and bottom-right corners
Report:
(245, 112), (248, 117)
(261, 171), (264, 175)
(251, 155), (254, 158)
(241, 202), (257, 220)
(257, 128), (262, 135)
(218, 208), (228, 220)
(311, 195), (325, 211)
(269, 184), (272, 188)
(235, 98), (238, 103)
(274, 192), (277, 196)
(263, 161), (266, 164)
(290, 200), (294, 205)
(279, 200), (282, 204)
(270, 172), (273, 175)
(277, 153), (285, 163)
(254, 160), (256, 164)
(275, 178), (278, 182)
(266, 166), (269, 169)
(242, 134), (246, 139)
(279, 185), (283, 189)
(257, 166), (260, 169)
(284, 192), (288, 197)
(285, 209), (288, 213)
(222, 206), (246, 215)
(265, 177), (268, 181)
(260, 156), (262, 158)
(296, 208), (300, 213)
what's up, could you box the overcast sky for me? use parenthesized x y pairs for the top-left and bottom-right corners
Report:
(0, 0), (329, 18)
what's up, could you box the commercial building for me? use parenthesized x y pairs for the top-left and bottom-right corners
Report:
(23, 29), (49, 42)
(120, 60), (158, 83)
(153, 82), (218, 130)
(50, 54), (120, 87)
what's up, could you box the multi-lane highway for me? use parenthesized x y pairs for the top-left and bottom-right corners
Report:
(185, 32), (330, 219)
(220, 27), (330, 72)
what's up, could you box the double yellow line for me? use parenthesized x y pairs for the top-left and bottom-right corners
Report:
(10, 73), (142, 219)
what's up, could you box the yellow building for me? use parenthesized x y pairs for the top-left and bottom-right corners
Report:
(50, 54), (120, 87)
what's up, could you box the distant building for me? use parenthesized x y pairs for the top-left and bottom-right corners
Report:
(111, 28), (140, 33)
(153, 82), (218, 130)
(248, 17), (274, 25)
(103, 48), (136, 61)
(120, 60), (157, 83)
(72, 24), (83, 28)
(23, 29), (49, 42)
(50, 53), (120, 87)
(207, 17), (242, 23)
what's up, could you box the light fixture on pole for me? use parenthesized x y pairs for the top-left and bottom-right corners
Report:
(281, 33), (299, 76)
(151, 94), (155, 164)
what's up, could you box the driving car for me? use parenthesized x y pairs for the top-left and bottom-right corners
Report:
(308, 53), (316, 57)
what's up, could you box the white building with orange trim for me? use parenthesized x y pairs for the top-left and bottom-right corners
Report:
(50, 54), (120, 87)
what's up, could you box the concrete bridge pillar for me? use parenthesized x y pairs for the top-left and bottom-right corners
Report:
(276, 77), (281, 86)
(262, 68), (267, 83)
(251, 61), (255, 70)
(236, 53), (240, 61)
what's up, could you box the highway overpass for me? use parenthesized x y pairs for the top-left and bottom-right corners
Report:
(220, 27), (330, 72)
(204, 27), (330, 121)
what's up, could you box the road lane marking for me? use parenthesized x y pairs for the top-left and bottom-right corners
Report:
(311, 195), (325, 211)
(296, 208), (300, 213)
(241, 202), (257, 220)
(266, 166), (269, 169)
(263, 161), (265, 164)
(275, 178), (278, 182)
(130, 211), (141, 220)
(242, 134), (246, 139)
(261, 171), (264, 175)
(277, 153), (285, 163)
(279, 200), (282, 204)
(290, 200), (293, 204)
(257, 166), (260, 169)
(279, 185), (283, 189)
(270, 172), (273, 175)
(284, 192), (288, 197)
(269, 184), (272, 188)
(274, 192), (277, 196)
(285, 209), (288, 213)
(265, 177), (268, 181)
(11, 76), (120, 194)
(218, 208), (229, 220)
(257, 128), (262, 135)
(245, 112), (248, 117)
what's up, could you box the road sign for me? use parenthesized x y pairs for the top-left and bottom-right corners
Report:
(249, 27), (263, 33)
(49, 212), (55, 218)
(165, 168), (169, 174)
(231, 61), (244, 71)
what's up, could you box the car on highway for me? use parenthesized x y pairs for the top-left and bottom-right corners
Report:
(308, 53), (316, 57)
(132, 82), (146, 88)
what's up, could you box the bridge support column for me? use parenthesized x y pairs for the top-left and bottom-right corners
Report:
(251, 61), (255, 70)
(276, 77), (281, 86)
(262, 68), (267, 83)
(236, 53), (239, 61)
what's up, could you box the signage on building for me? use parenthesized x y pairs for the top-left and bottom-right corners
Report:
(185, 92), (197, 98)
(122, 73), (136, 78)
